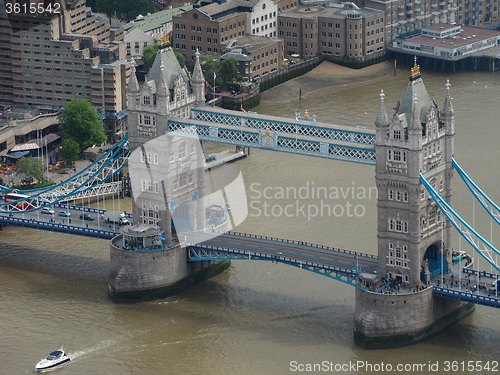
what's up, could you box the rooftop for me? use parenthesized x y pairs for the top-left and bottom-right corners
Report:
(402, 24), (500, 50)
(124, 6), (194, 33)
(279, 4), (383, 19)
(121, 224), (162, 237)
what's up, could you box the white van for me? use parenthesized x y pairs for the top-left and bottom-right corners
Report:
(490, 279), (500, 292)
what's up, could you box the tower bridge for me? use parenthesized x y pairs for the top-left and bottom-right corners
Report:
(1, 42), (499, 348)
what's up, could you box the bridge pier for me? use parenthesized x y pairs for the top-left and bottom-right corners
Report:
(108, 234), (229, 301)
(354, 287), (474, 348)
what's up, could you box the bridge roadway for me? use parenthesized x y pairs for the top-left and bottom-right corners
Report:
(187, 231), (378, 285)
(0, 203), (130, 239)
(2, 210), (500, 306)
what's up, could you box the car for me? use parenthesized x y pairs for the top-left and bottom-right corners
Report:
(41, 208), (55, 215)
(79, 213), (94, 221)
(58, 210), (71, 217)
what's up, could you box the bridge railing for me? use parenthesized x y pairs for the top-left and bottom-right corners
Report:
(433, 286), (500, 308)
(189, 243), (357, 275)
(226, 231), (377, 259)
(0, 215), (116, 239)
(462, 268), (500, 279)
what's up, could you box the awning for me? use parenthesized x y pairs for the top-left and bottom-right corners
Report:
(10, 143), (39, 152)
(36, 133), (60, 147)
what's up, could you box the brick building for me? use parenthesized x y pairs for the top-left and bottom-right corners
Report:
(1, 0), (131, 139)
(279, 3), (385, 61)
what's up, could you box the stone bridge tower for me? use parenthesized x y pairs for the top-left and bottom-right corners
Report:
(375, 59), (455, 288)
(108, 40), (230, 301)
(354, 59), (474, 348)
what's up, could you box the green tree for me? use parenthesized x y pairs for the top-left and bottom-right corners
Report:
(58, 99), (106, 153)
(116, 0), (155, 21)
(17, 157), (45, 183)
(96, 0), (116, 22)
(175, 52), (185, 68)
(220, 57), (237, 84)
(200, 55), (221, 86)
(61, 138), (80, 163)
(142, 43), (159, 71)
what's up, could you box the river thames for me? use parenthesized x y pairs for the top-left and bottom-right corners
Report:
(1, 61), (499, 374)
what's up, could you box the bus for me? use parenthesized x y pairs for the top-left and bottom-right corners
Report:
(4, 192), (32, 210)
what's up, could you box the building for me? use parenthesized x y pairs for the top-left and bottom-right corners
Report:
(0, 107), (60, 158)
(359, 0), (458, 42)
(124, 5), (194, 40)
(173, 3), (245, 66)
(2, 0), (131, 139)
(457, 0), (500, 27)
(230, 34), (284, 79)
(246, 0), (279, 38)
(392, 23), (500, 58)
(172, 0), (280, 66)
(278, 3), (385, 61)
(124, 28), (156, 59)
(276, 0), (300, 12)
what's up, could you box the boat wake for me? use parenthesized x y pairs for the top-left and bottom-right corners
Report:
(68, 339), (117, 361)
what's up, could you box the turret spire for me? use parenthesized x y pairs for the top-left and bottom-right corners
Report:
(443, 79), (454, 115)
(375, 89), (389, 128)
(127, 62), (140, 93)
(191, 49), (206, 106)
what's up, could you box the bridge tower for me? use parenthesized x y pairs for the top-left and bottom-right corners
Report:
(108, 36), (229, 301)
(354, 59), (474, 348)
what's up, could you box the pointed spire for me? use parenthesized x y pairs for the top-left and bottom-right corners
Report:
(127, 62), (140, 93)
(375, 89), (389, 128)
(409, 93), (421, 132)
(443, 79), (454, 114)
(192, 49), (204, 84)
(191, 49), (206, 106)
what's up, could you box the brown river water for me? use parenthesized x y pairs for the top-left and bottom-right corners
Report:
(1, 61), (499, 374)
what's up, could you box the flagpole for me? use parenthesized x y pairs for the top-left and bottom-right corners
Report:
(213, 71), (216, 106)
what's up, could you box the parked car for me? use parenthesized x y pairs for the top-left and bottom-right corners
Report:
(79, 213), (94, 221)
(58, 210), (71, 217)
(41, 208), (55, 215)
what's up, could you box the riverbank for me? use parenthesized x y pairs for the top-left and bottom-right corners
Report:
(260, 60), (396, 101)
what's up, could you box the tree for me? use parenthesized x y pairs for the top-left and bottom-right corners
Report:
(116, 0), (155, 21)
(58, 99), (106, 153)
(96, 0), (116, 23)
(142, 43), (159, 71)
(61, 138), (80, 163)
(175, 52), (185, 68)
(200, 55), (221, 86)
(220, 57), (237, 84)
(17, 157), (45, 183)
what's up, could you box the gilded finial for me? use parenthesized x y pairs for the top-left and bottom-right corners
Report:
(304, 109), (311, 119)
(410, 56), (420, 78)
(160, 26), (170, 47)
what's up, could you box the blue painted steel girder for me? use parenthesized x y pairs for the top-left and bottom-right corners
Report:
(433, 287), (500, 308)
(168, 119), (376, 165)
(191, 108), (376, 146)
(187, 244), (359, 286)
(0, 215), (117, 239)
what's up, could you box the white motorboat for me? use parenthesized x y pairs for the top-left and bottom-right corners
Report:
(35, 348), (70, 371)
